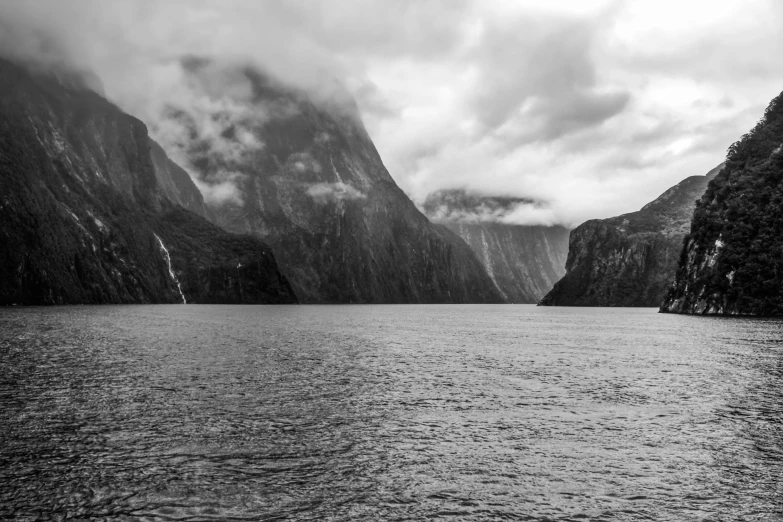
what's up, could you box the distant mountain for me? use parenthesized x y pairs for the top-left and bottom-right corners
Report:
(539, 164), (723, 307)
(423, 190), (569, 303)
(0, 58), (296, 305)
(662, 92), (783, 315)
(167, 59), (503, 304)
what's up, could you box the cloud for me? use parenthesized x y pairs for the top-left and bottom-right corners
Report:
(0, 0), (782, 226)
(423, 189), (557, 226)
(141, 59), (296, 203)
(195, 177), (245, 206)
(306, 182), (366, 203)
(351, 0), (783, 226)
(466, 11), (629, 135)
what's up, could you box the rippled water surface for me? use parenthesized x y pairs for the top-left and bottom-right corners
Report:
(1, 305), (782, 521)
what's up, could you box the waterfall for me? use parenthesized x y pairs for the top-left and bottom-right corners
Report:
(154, 234), (186, 304)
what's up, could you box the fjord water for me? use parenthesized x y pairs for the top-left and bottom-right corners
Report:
(1, 306), (781, 521)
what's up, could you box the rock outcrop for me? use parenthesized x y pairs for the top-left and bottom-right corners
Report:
(423, 190), (569, 303)
(0, 58), (296, 305)
(539, 164), (723, 307)
(661, 92), (783, 315)
(149, 140), (215, 221)
(165, 59), (503, 304)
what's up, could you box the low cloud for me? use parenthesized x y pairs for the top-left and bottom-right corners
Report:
(306, 182), (366, 203)
(194, 178), (245, 206)
(144, 60), (278, 203)
(423, 189), (557, 226)
(286, 152), (323, 176)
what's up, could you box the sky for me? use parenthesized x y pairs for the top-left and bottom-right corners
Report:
(1, 0), (782, 226)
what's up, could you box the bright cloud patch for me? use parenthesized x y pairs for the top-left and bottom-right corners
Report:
(306, 182), (366, 203)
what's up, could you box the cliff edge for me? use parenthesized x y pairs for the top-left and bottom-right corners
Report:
(661, 91), (783, 315)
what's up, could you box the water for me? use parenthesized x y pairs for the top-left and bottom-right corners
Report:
(1, 305), (782, 521)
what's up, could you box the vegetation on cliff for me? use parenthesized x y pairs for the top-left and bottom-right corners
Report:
(661, 92), (783, 315)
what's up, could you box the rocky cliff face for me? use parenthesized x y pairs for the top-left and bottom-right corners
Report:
(0, 58), (296, 305)
(422, 190), (569, 303)
(163, 60), (503, 304)
(661, 92), (783, 315)
(149, 140), (215, 221)
(539, 164), (723, 307)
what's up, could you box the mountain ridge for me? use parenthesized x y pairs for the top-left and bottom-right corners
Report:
(538, 164), (723, 307)
(164, 59), (505, 304)
(0, 58), (297, 305)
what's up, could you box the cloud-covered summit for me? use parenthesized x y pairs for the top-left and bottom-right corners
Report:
(423, 189), (557, 227)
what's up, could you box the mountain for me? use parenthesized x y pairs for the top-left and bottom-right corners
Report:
(539, 164), (723, 307)
(422, 190), (570, 303)
(149, 140), (215, 221)
(0, 58), (296, 305)
(661, 92), (783, 315)
(165, 59), (503, 304)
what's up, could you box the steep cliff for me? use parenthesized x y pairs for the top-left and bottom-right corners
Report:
(0, 58), (296, 305)
(661, 92), (783, 315)
(165, 59), (503, 304)
(423, 190), (569, 303)
(539, 164), (723, 307)
(149, 140), (215, 221)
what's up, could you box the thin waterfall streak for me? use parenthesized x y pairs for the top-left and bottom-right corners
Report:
(154, 233), (186, 304)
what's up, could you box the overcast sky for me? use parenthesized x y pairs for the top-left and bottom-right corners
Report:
(2, 0), (782, 226)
